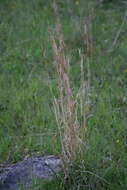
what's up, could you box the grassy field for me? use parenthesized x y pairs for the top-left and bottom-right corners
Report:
(0, 0), (127, 189)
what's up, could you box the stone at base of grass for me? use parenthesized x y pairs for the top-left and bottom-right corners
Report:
(0, 155), (62, 190)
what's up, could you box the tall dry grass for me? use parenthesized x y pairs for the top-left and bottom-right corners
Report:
(50, 2), (93, 177)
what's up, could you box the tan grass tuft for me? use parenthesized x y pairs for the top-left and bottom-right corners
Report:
(50, 2), (93, 177)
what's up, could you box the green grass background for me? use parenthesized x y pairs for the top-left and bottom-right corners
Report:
(0, 0), (127, 189)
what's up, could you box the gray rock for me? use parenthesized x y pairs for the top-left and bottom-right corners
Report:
(0, 155), (62, 190)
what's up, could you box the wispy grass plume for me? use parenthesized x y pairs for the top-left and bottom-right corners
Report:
(50, 16), (92, 170)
